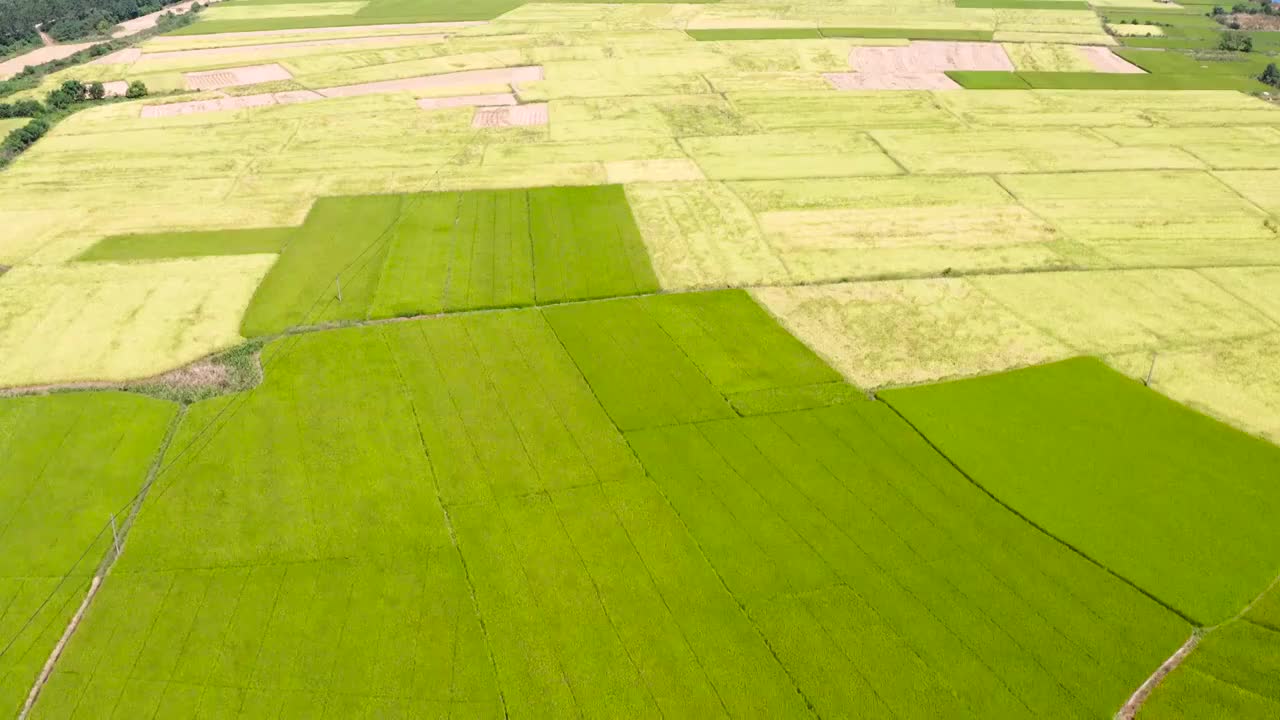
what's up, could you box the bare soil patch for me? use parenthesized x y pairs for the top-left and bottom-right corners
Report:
(472, 102), (549, 127)
(184, 62), (293, 90)
(850, 41), (1014, 74)
(1079, 46), (1146, 74)
(824, 71), (961, 90)
(0, 43), (94, 80)
(1228, 13), (1280, 32)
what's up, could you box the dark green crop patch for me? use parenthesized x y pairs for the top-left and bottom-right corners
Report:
(78, 227), (295, 262)
(884, 357), (1280, 626)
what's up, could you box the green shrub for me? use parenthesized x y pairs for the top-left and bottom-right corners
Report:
(1220, 30), (1254, 52)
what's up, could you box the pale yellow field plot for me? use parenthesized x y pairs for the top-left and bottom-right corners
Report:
(0, 256), (274, 387)
(755, 267), (1279, 391)
(972, 268), (1277, 351)
(1108, 333), (1280, 445)
(605, 159), (706, 184)
(711, 39), (860, 73)
(704, 71), (856, 93)
(992, 32), (1116, 46)
(1100, 126), (1280, 146)
(548, 95), (755, 141)
(1198, 266), (1280, 324)
(1002, 43), (1094, 72)
(997, 170), (1280, 266)
(0, 118), (26, 136)
(1090, 0), (1182, 8)
(825, 72), (961, 90)
(1179, 144), (1280, 170)
(494, 1), (702, 29)
(934, 88), (1172, 127)
(734, 174), (1066, 281)
(678, 131), (902, 180)
(626, 181), (789, 289)
(871, 128), (1204, 174)
(142, 22), (481, 51)
(1106, 23), (1165, 37)
(482, 138), (683, 167)
(126, 35), (449, 72)
(727, 91), (961, 130)
(517, 74), (711, 101)
(1215, 169), (1280, 214)
(202, 2), (367, 21)
(753, 279), (1070, 389)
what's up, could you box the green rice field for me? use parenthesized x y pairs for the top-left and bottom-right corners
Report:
(883, 358), (1280, 626)
(2, 0), (1280, 716)
(16, 293), (1194, 719)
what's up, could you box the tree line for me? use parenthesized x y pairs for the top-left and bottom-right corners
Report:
(1, 0), (189, 57)
(1, 78), (147, 166)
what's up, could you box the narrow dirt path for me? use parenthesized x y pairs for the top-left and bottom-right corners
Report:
(35, 26), (55, 48)
(1115, 633), (1201, 720)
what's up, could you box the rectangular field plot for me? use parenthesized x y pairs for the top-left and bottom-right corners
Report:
(678, 131), (903, 180)
(78, 228), (295, 262)
(544, 290), (845, 430)
(625, 402), (1189, 720)
(0, 258), (274, 388)
(996, 170), (1280, 267)
(727, 175), (1068, 282)
(871, 128), (1204, 174)
(241, 185), (658, 336)
(0, 393), (176, 719)
(883, 357), (1280, 625)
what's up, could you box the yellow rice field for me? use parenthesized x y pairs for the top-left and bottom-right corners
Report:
(0, 2), (1277, 439)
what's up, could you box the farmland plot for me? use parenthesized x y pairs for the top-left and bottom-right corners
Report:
(0, 393), (176, 719)
(626, 403), (1187, 719)
(883, 357), (1280, 625)
(240, 185), (657, 335)
(0, 258), (274, 388)
(30, 291), (1194, 719)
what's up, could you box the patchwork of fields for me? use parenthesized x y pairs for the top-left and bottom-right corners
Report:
(5, 293), (1206, 719)
(3, 0), (1280, 718)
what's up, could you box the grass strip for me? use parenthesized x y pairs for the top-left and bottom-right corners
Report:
(78, 228), (293, 262)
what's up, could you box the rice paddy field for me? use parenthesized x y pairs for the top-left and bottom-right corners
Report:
(3, 0), (1280, 718)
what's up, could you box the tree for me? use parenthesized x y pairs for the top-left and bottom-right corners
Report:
(1261, 62), (1280, 87)
(45, 88), (75, 109)
(60, 79), (87, 101)
(1220, 30), (1254, 51)
(88, 81), (106, 100)
(125, 80), (148, 99)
